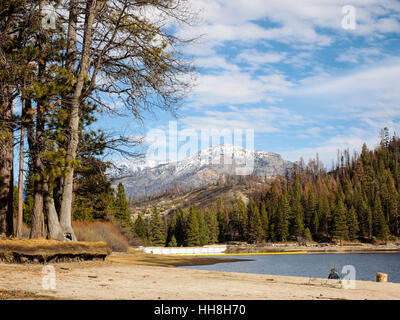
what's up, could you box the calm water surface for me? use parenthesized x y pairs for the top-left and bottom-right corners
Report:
(180, 253), (400, 283)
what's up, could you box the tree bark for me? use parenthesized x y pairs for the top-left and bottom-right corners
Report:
(30, 178), (45, 237)
(50, 0), (79, 241)
(43, 180), (64, 240)
(16, 98), (26, 238)
(30, 0), (47, 239)
(0, 84), (14, 237)
(58, 0), (105, 241)
(29, 94), (46, 238)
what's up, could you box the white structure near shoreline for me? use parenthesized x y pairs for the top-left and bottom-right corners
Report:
(137, 245), (227, 255)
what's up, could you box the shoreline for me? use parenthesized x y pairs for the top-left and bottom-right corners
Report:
(224, 243), (400, 255)
(105, 249), (252, 267)
(1, 246), (399, 300)
(133, 242), (400, 258)
(1, 259), (400, 300)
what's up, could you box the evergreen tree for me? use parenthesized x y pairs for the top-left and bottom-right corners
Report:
(347, 206), (359, 240)
(205, 207), (219, 244)
(167, 235), (178, 247)
(318, 196), (331, 236)
(247, 199), (262, 243)
(311, 210), (319, 237)
(234, 197), (248, 241)
(217, 207), (229, 243)
(196, 207), (208, 245)
(290, 207), (305, 240)
(303, 227), (312, 241)
(305, 193), (317, 229)
(149, 207), (165, 246)
(259, 201), (269, 240)
(112, 183), (134, 238)
(134, 213), (147, 240)
(185, 206), (200, 246)
(173, 208), (186, 246)
(373, 197), (389, 240)
(359, 197), (373, 238)
(275, 195), (289, 241)
(114, 183), (130, 221)
(73, 152), (116, 222)
(331, 199), (349, 240)
(382, 173), (398, 235)
(288, 182), (304, 239)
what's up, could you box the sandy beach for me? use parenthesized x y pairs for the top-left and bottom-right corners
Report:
(1, 252), (400, 300)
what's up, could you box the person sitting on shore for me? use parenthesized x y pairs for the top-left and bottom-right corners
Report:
(328, 266), (342, 280)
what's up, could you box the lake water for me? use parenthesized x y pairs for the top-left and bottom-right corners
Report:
(180, 253), (400, 283)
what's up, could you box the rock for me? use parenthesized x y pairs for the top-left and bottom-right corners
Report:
(376, 273), (388, 282)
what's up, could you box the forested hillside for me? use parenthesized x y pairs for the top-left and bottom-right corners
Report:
(136, 129), (400, 246)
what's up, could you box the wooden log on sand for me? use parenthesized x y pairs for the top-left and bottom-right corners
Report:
(376, 272), (388, 282)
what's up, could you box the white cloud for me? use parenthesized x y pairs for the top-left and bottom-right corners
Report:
(177, 0), (400, 165)
(190, 71), (293, 106)
(194, 56), (239, 72)
(280, 132), (381, 167)
(336, 47), (384, 63)
(180, 106), (305, 133)
(295, 58), (400, 112)
(235, 50), (286, 65)
(185, 0), (400, 48)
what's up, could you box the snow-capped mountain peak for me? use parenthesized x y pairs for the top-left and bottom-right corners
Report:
(109, 144), (291, 197)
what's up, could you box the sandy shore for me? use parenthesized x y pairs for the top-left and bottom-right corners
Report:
(1, 256), (400, 300)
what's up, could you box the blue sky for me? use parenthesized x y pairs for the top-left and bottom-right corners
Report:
(98, 0), (400, 168)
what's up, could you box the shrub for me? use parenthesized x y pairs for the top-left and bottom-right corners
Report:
(112, 219), (143, 246)
(72, 221), (129, 252)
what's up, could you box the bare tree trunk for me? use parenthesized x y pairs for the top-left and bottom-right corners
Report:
(16, 98), (26, 238)
(58, 0), (105, 241)
(43, 181), (64, 240)
(30, 176), (45, 238)
(30, 0), (47, 239)
(0, 84), (14, 237)
(51, 0), (79, 241)
(29, 95), (46, 238)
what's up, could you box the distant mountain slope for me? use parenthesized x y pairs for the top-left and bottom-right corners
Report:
(130, 177), (271, 219)
(110, 144), (291, 198)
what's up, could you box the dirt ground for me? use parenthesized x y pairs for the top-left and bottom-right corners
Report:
(1, 256), (400, 300)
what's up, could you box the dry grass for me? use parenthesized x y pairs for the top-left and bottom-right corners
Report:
(106, 248), (250, 267)
(0, 238), (107, 250)
(0, 238), (111, 263)
(0, 238), (104, 249)
(72, 221), (129, 252)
